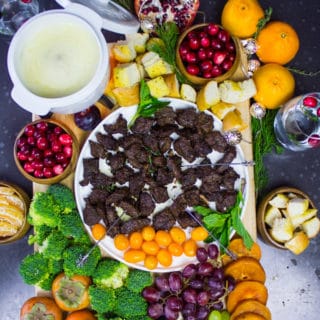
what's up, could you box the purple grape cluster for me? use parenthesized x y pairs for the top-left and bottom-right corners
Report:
(142, 244), (236, 320)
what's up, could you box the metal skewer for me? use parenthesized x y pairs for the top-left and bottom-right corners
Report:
(77, 213), (124, 267)
(185, 209), (237, 261)
(181, 160), (255, 168)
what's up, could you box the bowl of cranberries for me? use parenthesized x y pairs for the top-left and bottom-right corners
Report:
(176, 23), (241, 85)
(14, 119), (79, 184)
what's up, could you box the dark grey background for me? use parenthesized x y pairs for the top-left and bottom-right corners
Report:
(0, 1), (319, 319)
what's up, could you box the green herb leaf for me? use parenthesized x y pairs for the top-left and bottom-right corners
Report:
(287, 67), (320, 77)
(194, 206), (216, 217)
(112, 0), (135, 13)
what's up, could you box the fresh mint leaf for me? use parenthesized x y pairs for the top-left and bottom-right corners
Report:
(194, 206), (215, 217)
(203, 214), (229, 230)
(231, 208), (254, 249)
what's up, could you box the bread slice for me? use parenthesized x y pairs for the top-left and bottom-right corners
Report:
(112, 40), (137, 63)
(284, 231), (310, 255)
(270, 217), (294, 243)
(113, 63), (141, 88)
(302, 217), (320, 238)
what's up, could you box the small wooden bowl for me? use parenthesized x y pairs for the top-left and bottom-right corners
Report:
(176, 23), (241, 86)
(0, 181), (30, 244)
(14, 119), (79, 185)
(257, 187), (316, 249)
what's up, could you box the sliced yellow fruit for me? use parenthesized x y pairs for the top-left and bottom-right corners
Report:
(1, 194), (24, 211)
(219, 79), (256, 103)
(0, 220), (18, 237)
(222, 109), (247, 132)
(164, 73), (180, 98)
(268, 193), (289, 208)
(289, 208), (317, 229)
(210, 101), (236, 120)
(180, 84), (197, 103)
(112, 40), (137, 63)
(112, 83), (140, 107)
(270, 217), (294, 243)
(125, 33), (149, 53)
(113, 63), (141, 88)
(147, 76), (170, 98)
(264, 205), (282, 227)
(196, 80), (220, 111)
(284, 231), (309, 255)
(287, 198), (310, 217)
(302, 217), (320, 238)
(0, 187), (14, 196)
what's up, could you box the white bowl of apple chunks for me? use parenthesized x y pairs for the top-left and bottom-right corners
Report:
(257, 187), (320, 254)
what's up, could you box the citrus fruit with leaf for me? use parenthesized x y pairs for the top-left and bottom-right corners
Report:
(221, 0), (265, 38)
(253, 63), (295, 109)
(256, 21), (300, 65)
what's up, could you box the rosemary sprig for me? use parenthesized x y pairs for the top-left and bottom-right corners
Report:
(253, 7), (273, 39)
(287, 67), (320, 77)
(252, 109), (283, 196)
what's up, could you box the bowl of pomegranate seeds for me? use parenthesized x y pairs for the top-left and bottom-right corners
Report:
(14, 119), (79, 184)
(176, 23), (241, 85)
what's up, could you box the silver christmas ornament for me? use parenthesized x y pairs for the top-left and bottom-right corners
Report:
(247, 59), (261, 77)
(140, 17), (156, 33)
(241, 38), (258, 55)
(223, 130), (242, 146)
(250, 102), (266, 119)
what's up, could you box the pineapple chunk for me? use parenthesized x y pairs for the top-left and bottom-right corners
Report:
(284, 231), (310, 255)
(180, 84), (197, 103)
(142, 52), (173, 78)
(270, 217), (294, 243)
(289, 208), (317, 229)
(113, 63), (141, 88)
(219, 79), (257, 104)
(264, 205), (282, 227)
(147, 76), (170, 98)
(112, 40), (137, 63)
(287, 197), (310, 217)
(268, 193), (289, 208)
(302, 217), (320, 238)
(196, 80), (220, 111)
(211, 101), (236, 120)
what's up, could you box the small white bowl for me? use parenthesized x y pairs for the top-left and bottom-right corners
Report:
(7, 3), (109, 115)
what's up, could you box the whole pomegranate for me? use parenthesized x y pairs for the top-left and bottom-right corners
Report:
(134, 0), (200, 31)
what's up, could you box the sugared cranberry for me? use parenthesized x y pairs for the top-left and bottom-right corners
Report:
(303, 96), (318, 108)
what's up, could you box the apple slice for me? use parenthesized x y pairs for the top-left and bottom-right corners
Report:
(302, 217), (320, 238)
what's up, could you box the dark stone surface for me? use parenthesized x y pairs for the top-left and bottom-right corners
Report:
(0, 1), (319, 319)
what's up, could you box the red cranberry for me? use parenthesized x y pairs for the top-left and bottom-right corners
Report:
(37, 137), (48, 150)
(207, 23), (219, 36)
(317, 108), (320, 117)
(200, 60), (213, 72)
(186, 64), (200, 75)
(44, 149), (53, 157)
(58, 133), (73, 146)
(303, 96), (318, 108)
(24, 125), (35, 137)
(189, 37), (200, 50)
(17, 151), (28, 161)
(31, 160), (44, 170)
(228, 53), (236, 62)
(43, 167), (53, 178)
(211, 38), (223, 50)
(36, 121), (48, 132)
(31, 148), (43, 160)
(20, 145), (31, 156)
(55, 153), (67, 164)
(218, 29), (230, 42)
(222, 59), (234, 71)
(186, 52), (197, 63)
(43, 157), (55, 167)
(63, 146), (73, 158)
(34, 169), (44, 178)
(27, 136), (36, 146)
(53, 164), (64, 176)
(187, 31), (197, 39)
(51, 140), (62, 153)
(53, 126), (63, 135)
(205, 48), (215, 59)
(225, 41), (235, 52)
(23, 162), (34, 173)
(203, 70), (213, 78)
(33, 131), (44, 139)
(213, 51), (227, 65)
(211, 65), (223, 77)
(200, 36), (210, 48)
(197, 48), (207, 60)
(17, 137), (28, 148)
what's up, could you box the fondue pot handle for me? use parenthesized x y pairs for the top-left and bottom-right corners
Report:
(11, 87), (52, 116)
(64, 3), (104, 30)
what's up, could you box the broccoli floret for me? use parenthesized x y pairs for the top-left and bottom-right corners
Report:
(128, 316), (152, 320)
(63, 244), (101, 277)
(48, 258), (64, 275)
(47, 183), (76, 214)
(92, 258), (129, 289)
(19, 252), (50, 287)
(114, 287), (148, 318)
(38, 273), (56, 291)
(58, 209), (91, 245)
(88, 285), (116, 314)
(125, 269), (153, 293)
(28, 192), (60, 227)
(38, 230), (70, 260)
(28, 224), (53, 245)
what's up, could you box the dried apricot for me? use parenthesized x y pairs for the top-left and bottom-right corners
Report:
(142, 240), (160, 255)
(190, 226), (209, 241)
(227, 281), (268, 313)
(230, 299), (271, 320)
(129, 232), (143, 249)
(183, 239), (197, 257)
(141, 226), (156, 241)
(224, 257), (266, 283)
(144, 255), (158, 270)
(124, 249), (146, 263)
(91, 223), (106, 240)
(114, 234), (130, 251)
(169, 227), (186, 244)
(155, 230), (172, 247)
(168, 242), (184, 256)
(157, 249), (172, 267)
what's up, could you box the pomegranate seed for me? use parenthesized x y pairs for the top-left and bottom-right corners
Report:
(200, 36), (210, 48)
(200, 60), (213, 72)
(308, 134), (320, 147)
(186, 64), (200, 75)
(37, 137), (48, 150)
(189, 37), (200, 50)
(213, 51), (227, 65)
(36, 121), (48, 132)
(63, 145), (73, 158)
(43, 167), (53, 178)
(23, 162), (34, 173)
(303, 96), (318, 108)
(59, 133), (73, 146)
(53, 164), (64, 176)
(186, 52), (197, 63)
(197, 48), (207, 60)
(24, 125), (35, 137)
(207, 23), (219, 36)
(211, 65), (223, 77)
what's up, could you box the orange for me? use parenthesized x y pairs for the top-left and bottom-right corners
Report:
(155, 230), (172, 247)
(157, 249), (173, 267)
(190, 226), (209, 241)
(91, 223), (106, 240)
(253, 63), (295, 109)
(144, 255), (158, 270)
(114, 234), (130, 251)
(221, 0), (265, 38)
(169, 227), (186, 244)
(256, 21), (300, 65)
(142, 240), (160, 255)
(141, 226), (156, 241)
(129, 232), (143, 249)
(183, 239), (198, 257)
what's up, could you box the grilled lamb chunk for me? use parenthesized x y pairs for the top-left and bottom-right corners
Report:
(151, 124), (178, 138)
(170, 194), (187, 218)
(118, 199), (139, 218)
(138, 192), (155, 217)
(88, 189), (110, 205)
(83, 203), (101, 226)
(184, 188), (200, 207)
(216, 190), (237, 212)
(180, 168), (197, 189)
(90, 172), (114, 189)
(131, 117), (154, 134)
(150, 186), (169, 203)
(143, 134), (160, 153)
(114, 166), (134, 185)
(177, 211), (200, 228)
(167, 155), (182, 179)
(193, 139), (212, 158)
(120, 134), (143, 149)
(173, 136), (195, 163)
(129, 173), (145, 198)
(153, 209), (176, 231)
(89, 140), (107, 158)
(197, 112), (214, 134)
(221, 167), (239, 190)
(104, 206), (118, 226)
(120, 218), (151, 234)
(80, 158), (99, 186)
(156, 167), (174, 186)
(176, 107), (199, 128)
(155, 107), (177, 126)
(105, 187), (129, 206)
(205, 131), (228, 153)
(108, 152), (126, 171)
(216, 146), (237, 174)
(152, 156), (167, 168)
(200, 182), (220, 200)
(103, 114), (128, 135)
(96, 132), (118, 150)
(125, 143), (149, 164)
(158, 136), (172, 153)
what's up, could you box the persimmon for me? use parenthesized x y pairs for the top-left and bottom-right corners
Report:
(224, 257), (266, 283)
(226, 281), (268, 313)
(52, 273), (91, 312)
(65, 309), (97, 320)
(222, 238), (262, 265)
(233, 312), (267, 320)
(20, 296), (63, 320)
(230, 299), (271, 320)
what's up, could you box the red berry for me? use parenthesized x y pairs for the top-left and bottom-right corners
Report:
(186, 52), (197, 63)
(203, 70), (213, 78)
(53, 164), (64, 176)
(218, 29), (230, 42)
(24, 125), (35, 137)
(186, 64), (200, 75)
(187, 31), (197, 39)
(189, 37), (200, 50)
(205, 48), (215, 59)
(197, 48), (207, 60)
(51, 140), (62, 153)
(211, 65), (222, 77)
(308, 134), (320, 148)
(59, 133), (73, 146)
(200, 36), (210, 48)
(55, 152), (67, 164)
(27, 136), (36, 146)
(43, 157), (55, 167)
(207, 23), (219, 36)
(222, 59), (234, 71)
(17, 151), (28, 161)
(225, 41), (235, 52)
(213, 51), (227, 65)
(63, 145), (73, 158)
(53, 126), (63, 135)
(37, 137), (48, 150)
(303, 96), (318, 108)
(317, 108), (320, 117)
(211, 38), (222, 50)
(34, 169), (44, 178)
(43, 167), (53, 178)
(23, 162), (34, 173)
(200, 60), (213, 72)
(36, 121), (48, 132)
(44, 149), (53, 157)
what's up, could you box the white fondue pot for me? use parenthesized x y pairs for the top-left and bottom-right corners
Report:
(7, 3), (139, 115)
